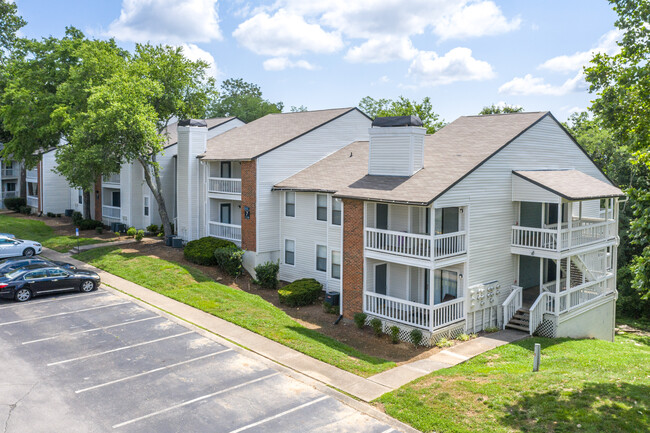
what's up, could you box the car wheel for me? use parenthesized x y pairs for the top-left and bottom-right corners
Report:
(80, 280), (96, 292)
(15, 288), (32, 302)
(23, 248), (35, 257)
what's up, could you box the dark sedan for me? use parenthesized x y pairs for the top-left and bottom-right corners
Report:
(0, 257), (76, 277)
(0, 266), (101, 302)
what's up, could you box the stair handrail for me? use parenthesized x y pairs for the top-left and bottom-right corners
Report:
(502, 285), (523, 329)
(528, 292), (552, 335)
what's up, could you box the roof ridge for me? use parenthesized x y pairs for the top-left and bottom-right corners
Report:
(269, 107), (355, 115)
(462, 111), (549, 118)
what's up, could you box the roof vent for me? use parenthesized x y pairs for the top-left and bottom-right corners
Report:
(371, 115), (423, 128)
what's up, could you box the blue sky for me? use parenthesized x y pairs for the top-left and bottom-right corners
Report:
(14, 0), (619, 123)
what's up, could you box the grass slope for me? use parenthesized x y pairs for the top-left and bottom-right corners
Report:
(0, 214), (104, 252)
(378, 333), (650, 433)
(75, 246), (395, 377)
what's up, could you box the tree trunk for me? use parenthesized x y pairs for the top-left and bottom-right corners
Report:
(83, 190), (91, 220)
(19, 166), (26, 199)
(139, 156), (173, 237)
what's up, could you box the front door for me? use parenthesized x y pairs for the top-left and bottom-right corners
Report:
(375, 264), (387, 295)
(220, 203), (231, 224)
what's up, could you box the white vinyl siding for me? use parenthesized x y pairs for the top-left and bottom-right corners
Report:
(41, 150), (71, 214)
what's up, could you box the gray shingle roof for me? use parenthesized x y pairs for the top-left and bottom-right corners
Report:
(513, 170), (624, 200)
(200, 108), (359, 161)
(276, 111), (553, 205)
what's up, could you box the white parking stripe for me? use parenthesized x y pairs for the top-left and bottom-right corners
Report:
(380, 428), (395, 433)
(47, 331), (194, 366)
(75, 348), (233, 393)
(112, 372), (281, 429)
(228, 395), (330, 433)
(0, 291), (110, 310)
(0, 302), (130, 326)
(22, 316), (161, 345)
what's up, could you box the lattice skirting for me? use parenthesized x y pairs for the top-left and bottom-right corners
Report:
(364, 315), (467, 346)
(533, 319), (556, 338)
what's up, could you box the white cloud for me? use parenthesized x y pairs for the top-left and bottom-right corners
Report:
(233, 10), (343, 57)
(345, 36), (418, 63)
(107, 0), (222, 44)
(408, 47), (495, 86)
(179, 44), (219, 77)
(262, 57), (317, 71)
(433, 1), (521, 40)
(498, 71), (586, 96)
(539, 29), (622, 73)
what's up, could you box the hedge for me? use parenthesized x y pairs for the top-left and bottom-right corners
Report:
(3, 197), (25, 211)
(77, 219), (103, 230)
(278, 278), (323, 307)
(184, 236), (236, 266)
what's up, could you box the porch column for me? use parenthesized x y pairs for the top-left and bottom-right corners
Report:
(429, 267), (435, 332)
(539, 258), (544, 296)
(555, 258), (561, 315)
(556, 198), (562, 251)
(566, 255), (571, 291)
(567, 202), (573, 249)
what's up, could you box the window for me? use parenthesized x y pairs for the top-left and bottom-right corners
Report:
(376, 203), (388, 230)
(331, 198), (341, 225)
(316, 245), (327, 272)
(434, 269), (458, 304)
(78, 189), (83, 205)
(316, 194), (327, 221)
(144, 196), (149, 217)
(6, 182), (16, 192)
(27, 182), (38, 197)
(435, 207), (459, 235)
(221, 161), (231, 178)
(220, 203), (231, 224)
(285, 239), (295, 265)
(47, 269), (69, 278)
(112, 191), (121, 207)
(331, 251), (341, 279)
(25, 270), (47, 280)
(375, 264), (387, 295)
(285, 191), (295, 217)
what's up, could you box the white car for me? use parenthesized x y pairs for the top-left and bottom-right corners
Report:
(0, 236), (42, 258)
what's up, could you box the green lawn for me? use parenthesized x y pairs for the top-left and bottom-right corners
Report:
(74, 246), (395, 377)
(0, 214), (106, 252)
(378, 331), (650, 433)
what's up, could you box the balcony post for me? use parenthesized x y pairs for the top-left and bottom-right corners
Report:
(567, 202), (573, 249)
(556, 198), (562, 251)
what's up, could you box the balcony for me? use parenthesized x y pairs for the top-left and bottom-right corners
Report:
(1, 191), (17, 200)
(364, 292), (465, 331)
(208, 221), (241, 243)
(1, 168), (17, 178)
(365, 228), (466, 261)
(26, 195), (38, 208)
(512, 219), (617, 253)
(102, 173), (121, 185)
(208, 177), (241, 197)
(102, 205), (121, 220)
(26, 169), (37, 180)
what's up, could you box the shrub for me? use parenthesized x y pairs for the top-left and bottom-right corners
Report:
(370, 318), (383, 337)
(3, 197), (25, 211)
(322, 302), (339, 315)
(410, 329), (423, 347)
(456, 333), (471, 342)
(436, 337), (453, 348)
(71, 211), (83, 225)
(126, 227), (137, 237)
(56, 213), (62, 218)
(184, 237), (234, 266)
(254, 261), (279, 289)
(77, 219), (103, 230)
(135, 230), (144, 241)
(19, 205), (31, 215)
(278, 278), (322, 307)
(214, 244), (244, 277)
(46, 212), (55, 218)
(146, 224), (159, 234)
(389, 326), (400, 344)
(95, 226), (103, 235)
(484, 326), (500, 333)
(114, 231), (120, 237)
(353, 312), (367, 329)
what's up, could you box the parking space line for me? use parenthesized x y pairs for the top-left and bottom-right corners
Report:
(228, 395), (330, 433)
(22, 316), (162, 345)
(0, 302), (130, 326)
(0, 291), (110, 310)
(75, 349), (233, 394)
(380, 428), (395, 433)
(47, 331), (194, 366)
(112, 372), (281, 429)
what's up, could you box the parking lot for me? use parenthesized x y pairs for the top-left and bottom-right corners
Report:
(0, 289), (402, 432)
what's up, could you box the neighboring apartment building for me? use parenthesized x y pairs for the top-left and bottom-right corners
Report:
(0, 145), (22, 209)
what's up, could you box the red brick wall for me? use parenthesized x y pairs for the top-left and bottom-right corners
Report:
(240, 160), (256, 252)
(94, 177), (102, 222)
(342, 198), (364, 320)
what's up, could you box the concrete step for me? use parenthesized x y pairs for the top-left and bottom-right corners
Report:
(505, 323), (530, 332)
(509, 318), (529, 326)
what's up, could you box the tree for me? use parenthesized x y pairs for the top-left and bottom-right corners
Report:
(0, 0), (26, 65)
(358, 96), (444, 134)
(478, 104), (523, 115)
(207, 78), (283, 123)
(584, 0), (650, 301)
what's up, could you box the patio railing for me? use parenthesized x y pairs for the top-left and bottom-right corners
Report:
(208, 221), (241, 242)
(501, 285), (522, 329)
(208, 177), (241, 195)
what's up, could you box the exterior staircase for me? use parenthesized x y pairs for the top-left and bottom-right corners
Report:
(505, 308), (530, 332)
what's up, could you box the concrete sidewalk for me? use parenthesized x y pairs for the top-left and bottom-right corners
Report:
(43, 247), (528, 402)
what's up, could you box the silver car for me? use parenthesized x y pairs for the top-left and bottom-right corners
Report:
(0, 236), (42, 258)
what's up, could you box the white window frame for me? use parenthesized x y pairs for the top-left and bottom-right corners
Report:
(144, 195), (150, 217)
(284, 238), (296, 266)
(316, 244), (327, 272)
(78, 189), (83, 205)
(285, 191), (296, 218)
(331, 250), (341, 280)
(316, 193), (327, 222)
(331, 197), (342, 226)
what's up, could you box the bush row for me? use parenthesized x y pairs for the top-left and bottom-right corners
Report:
(3, 197), (25, 211)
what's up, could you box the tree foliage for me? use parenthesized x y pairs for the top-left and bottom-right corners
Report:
(359, 96), (444, 133)
(0, 0), (26, 65)
(478, 104), (524, 115)
(207, 78), (283, 123)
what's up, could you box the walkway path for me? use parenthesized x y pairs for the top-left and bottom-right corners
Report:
(43, 247), (528, 402)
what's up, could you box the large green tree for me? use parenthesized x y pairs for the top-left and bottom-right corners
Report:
(207, 78), (283, 123)
(359, 96), (444, 134)
(584, 0), (650, 302)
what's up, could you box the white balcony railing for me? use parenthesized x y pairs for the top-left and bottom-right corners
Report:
(512, 221), (616, 252)
(102, 205), (121, 220)
(208, 177), (241, 195)
(364, 291), (465, 331)
(501, 285), (522, 329)
(102, 173), (120, 184)
(541, 279), (566, 293)
(365, 228), (466, 261)
(26, 169), (37, 180)
(1, 168), (16, 177)
(26, 195), (38, 208)
(1, 191), (17, 199)
(208, 221), (241, 242)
